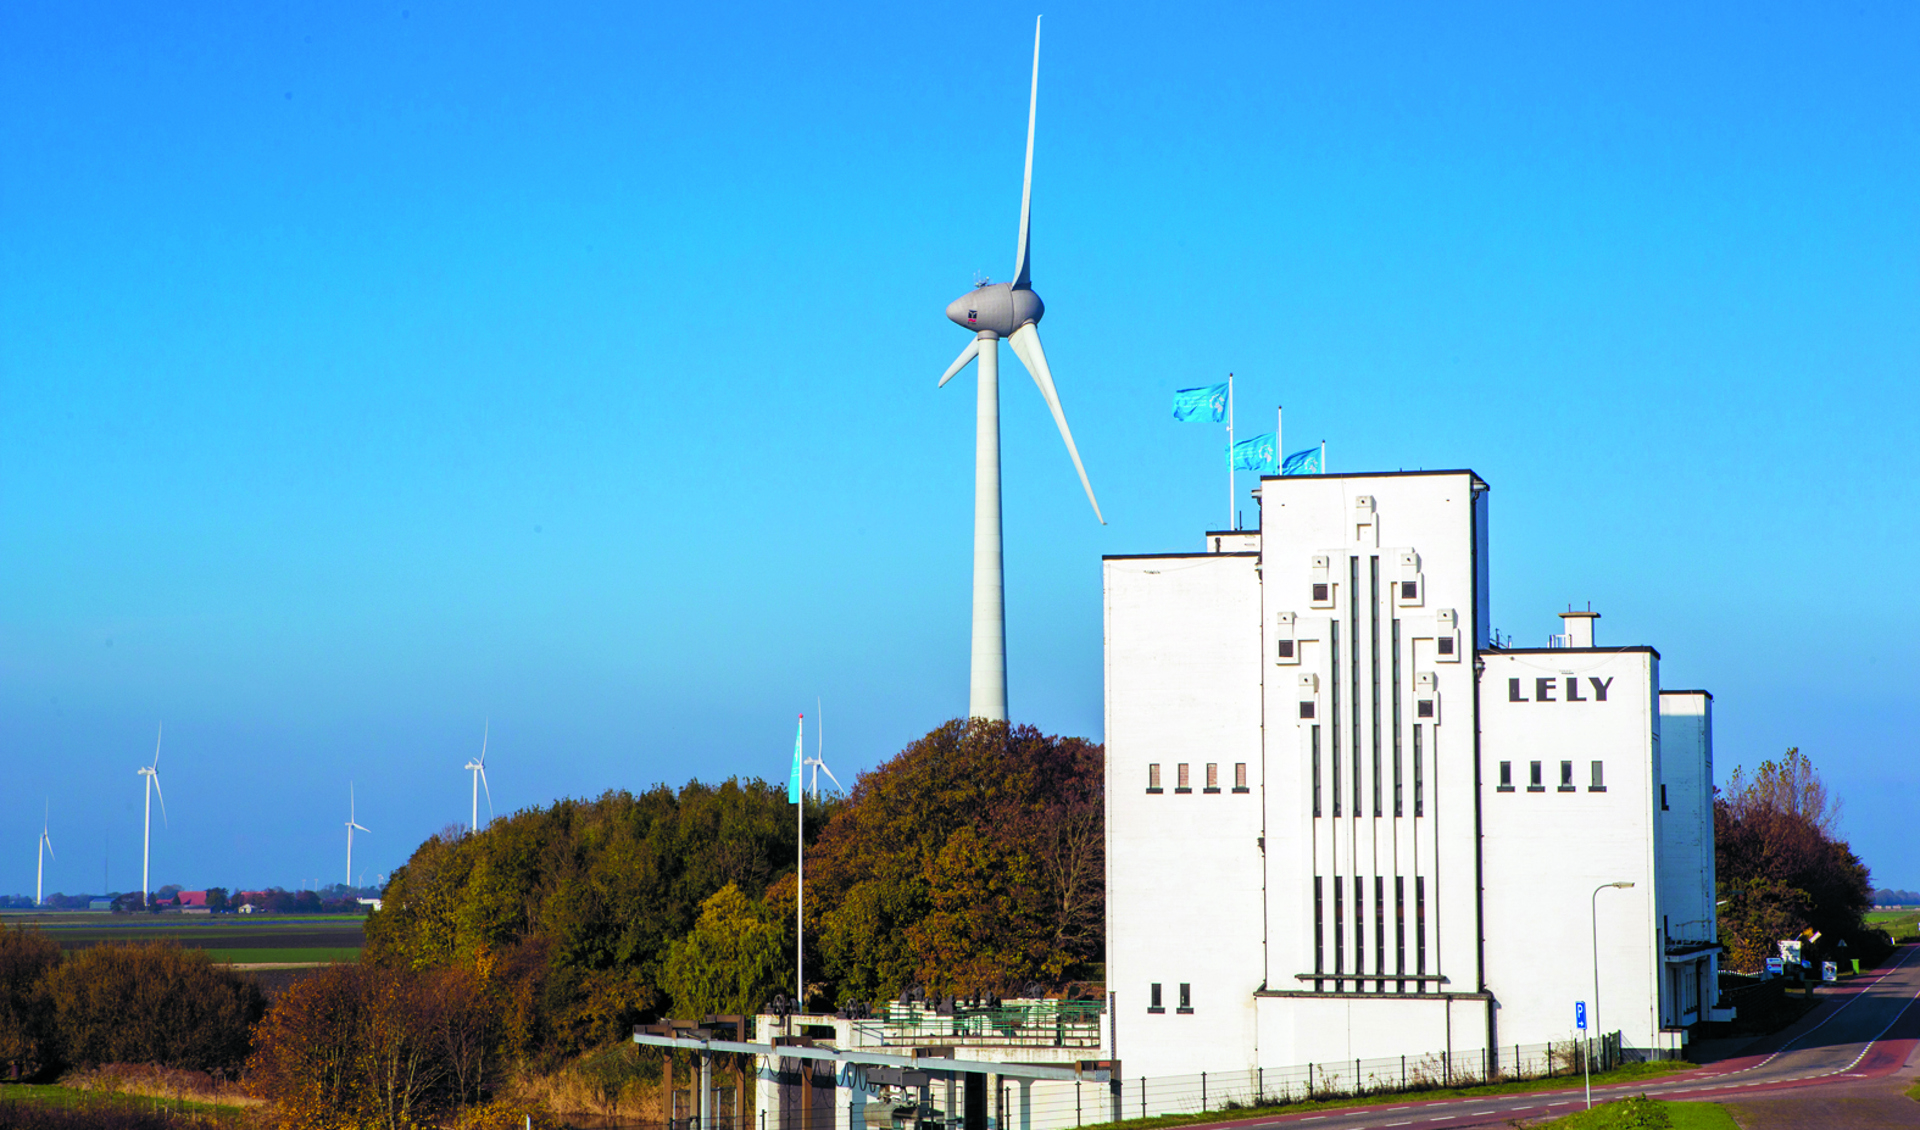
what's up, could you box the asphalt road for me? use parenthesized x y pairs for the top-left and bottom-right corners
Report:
(1176, 945), (1920, 1129)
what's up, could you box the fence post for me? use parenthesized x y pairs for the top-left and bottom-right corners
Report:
(1257, 1066), (1263, 1103)
(1400, 1055), (1406, 1091)
(1141, 1077), (1146, 1120)
(1442, 1051), (1450, 1087)
(1075, 1080), (1081, 1127)
(1353, 1059), (1359, 1096)
(1201, 1072), (1207, 1111)
(1308, 1063), (1313, 1097)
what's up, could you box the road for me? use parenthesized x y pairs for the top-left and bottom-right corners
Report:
(1178, 945), (1920, 1128)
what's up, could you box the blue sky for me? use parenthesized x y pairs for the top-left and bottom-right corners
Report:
(3, 3), (1915, 895)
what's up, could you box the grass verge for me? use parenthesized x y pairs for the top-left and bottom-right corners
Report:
(0, 1084), (250, 1121)
(1078, 1061), (1692, 1130)
(1521, 1095), (1737, 1127)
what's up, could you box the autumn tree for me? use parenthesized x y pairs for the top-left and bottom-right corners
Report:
(0, 926), (62, 1079)
(660, 883), (789, 1017)
(1716, 748), (1873, 970)
(806, 719), (1104, 1002)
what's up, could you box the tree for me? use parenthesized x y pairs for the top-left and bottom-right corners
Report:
(0, 926), (63, 1080)
(806, 719), (1104, 1002)
(660, 883), (788, 1017)
(1716, 748), (1873, 971)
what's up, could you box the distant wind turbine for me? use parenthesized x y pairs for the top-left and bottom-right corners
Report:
(138, 724), (167, 908)
(804, 697), (843, 800)
(936, 16), (1103, 722)
(464, 722), (494, 834)
(37, 802), (54, 907)
(344, 783), (370, 887)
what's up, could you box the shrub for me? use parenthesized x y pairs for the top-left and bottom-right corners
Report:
(0, 926), (63, 1080)
(38, 943), (262, 1076)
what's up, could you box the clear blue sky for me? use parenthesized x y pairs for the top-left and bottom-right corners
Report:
(3, 3), (1915, 896)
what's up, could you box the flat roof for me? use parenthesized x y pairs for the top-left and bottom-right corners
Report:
(1103, 551), (1260, 561)
(1659, 689), (1714, 699)
(1256, 468), (1487, 486)
(1489, 645), (1662, 659)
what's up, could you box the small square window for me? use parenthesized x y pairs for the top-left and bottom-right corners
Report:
(1204, 763), (1220, 792)
(1312, 583), (1330, 602)
(1177, 983), (1192, 1013)
(1300, 701), (1316, 720)
(1416, 699), (1434, 719)
(1528, 761), (1544, 792)
(1401, 581), (1418, 599)
(1148, 983), (1163, 1013)
(1277, 639), (1296, 658)
(1175, 763), (1191, 793)
(1147, 763), (1162, 793)
(1233, 762), (1249, 792)
(1497, 761), (1513, 791)
(1559, 760), (1575, 791)
(1437, 636), (1455, 656)
(1589, 761), (1606, 792)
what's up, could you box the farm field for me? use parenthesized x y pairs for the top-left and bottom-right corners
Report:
(0, 911), (366, 957)
(1866, 908), (1919, 939)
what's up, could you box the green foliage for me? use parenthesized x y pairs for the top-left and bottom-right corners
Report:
(365, 778), (810, 1058)
(37, 943), (262, 1076)
(807, 719), (1104, 1001)
(661, 884), (788, 1018)
(1529, 1095), (1737, 1129)
(0, 927), (63, 1080)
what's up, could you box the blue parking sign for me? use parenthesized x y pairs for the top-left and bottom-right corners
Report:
(1575, 1001), (1587, 1031)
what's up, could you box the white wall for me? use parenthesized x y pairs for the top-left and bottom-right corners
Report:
(1478, 649), (1663, 1050)
(1104, 551), (1266, 1076)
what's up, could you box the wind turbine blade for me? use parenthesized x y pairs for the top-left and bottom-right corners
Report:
(1011, 15), (1041, 291)
(479, 766), (494, 820)
(818, 762), (844, 793)
(152, 722), (163, 770)
(45, 834), (54, 861)
(479, 719), (489, 766)
(152, 773), (168, 827)
(938, 338), (980, 388)
(1008, 322), (1104, 523)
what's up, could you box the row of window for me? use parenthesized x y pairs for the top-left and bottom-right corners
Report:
(1498, 760), (1605, 793)
(1146, 762), (1250, 794)
(1312, 874), (1427, 991)
(1146, 982), (1192, 1014)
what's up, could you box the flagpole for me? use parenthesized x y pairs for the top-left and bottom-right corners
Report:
(1226, 373), (1235, 529)
(796, 715), (805, 1007)
(1321, 440), (1326, 473)
(1277, 406), (1283, 474)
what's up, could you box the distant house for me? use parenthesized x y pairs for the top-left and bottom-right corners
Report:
(237, 903), (259, 914)
(176, 890), (210, 909)
(356, 897), (383, 912)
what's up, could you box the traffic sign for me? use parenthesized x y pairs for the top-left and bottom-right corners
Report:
(1575, 1001), (1587, 1031)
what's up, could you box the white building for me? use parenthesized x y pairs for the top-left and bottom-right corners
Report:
(1104, 469), (1723, 1085)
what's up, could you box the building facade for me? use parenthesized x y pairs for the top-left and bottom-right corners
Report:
(1104, 470), (1722, 1082)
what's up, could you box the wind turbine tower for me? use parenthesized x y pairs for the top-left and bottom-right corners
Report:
(464, 723), (494, 834)
(36, 803), (54, 907)
(137, 724), (167, 908)
(344, 784), (370, 888)
(804, 697), (843, 800)
(937, 16), (1104, 722)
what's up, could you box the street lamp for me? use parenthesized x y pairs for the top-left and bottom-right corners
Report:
(1588, 880), (1636, 1108)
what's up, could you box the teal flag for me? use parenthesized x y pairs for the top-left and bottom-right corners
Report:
(1230, 432), (1276, 473)
(788, 717), (804, 803)
(1172, 383), (1229, 423)
(1280, 446), (1322, 475)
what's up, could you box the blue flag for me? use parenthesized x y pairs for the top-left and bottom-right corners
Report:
(788, 717), (804, 803)
(1172, 383), (1229, 423)
(1230, 432), (1276, 473)
(1280, 446), (1322, 476)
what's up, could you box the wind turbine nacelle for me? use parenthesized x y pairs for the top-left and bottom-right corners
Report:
(947, 283), (1043, 338)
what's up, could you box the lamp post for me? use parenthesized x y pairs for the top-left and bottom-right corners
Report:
(1588, 880), (1636, 1108)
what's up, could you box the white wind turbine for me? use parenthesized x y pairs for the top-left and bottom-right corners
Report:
(938, 16), (1103, 722)
(803, 697), (843, 800)
(36, 802), (54, 907)
(344, 783), (370, 888)
(138, 724), (167, 908)
(463, 723), (494, 834)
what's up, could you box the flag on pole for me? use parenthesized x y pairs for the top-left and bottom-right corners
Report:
(788, 717), (804, 804)
(1280, 446), (1323, 475)
(1172, 383), (1229, 423)
(1230, 432), (1276, 473)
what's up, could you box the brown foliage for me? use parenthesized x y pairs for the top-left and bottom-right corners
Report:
(0, 927), (62, 1080)
(806, 719), (1104, 1001)
(248, 963), (494, 1130)
(1715, 748), (1872, 970)
(38, 943), (262, 1076)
